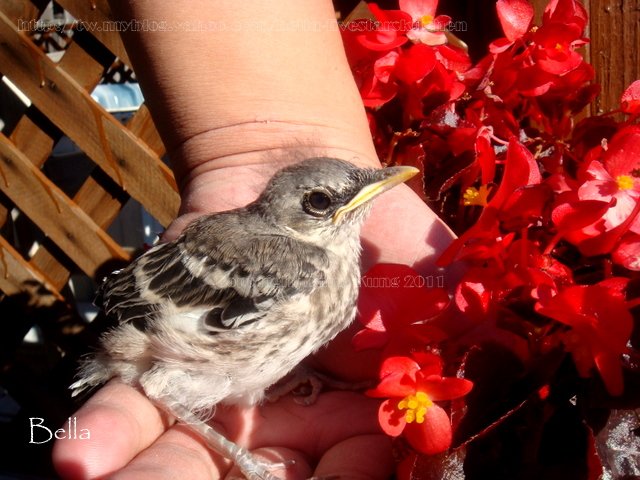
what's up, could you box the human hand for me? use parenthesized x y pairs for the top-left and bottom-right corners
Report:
(52, 158), (457, 479)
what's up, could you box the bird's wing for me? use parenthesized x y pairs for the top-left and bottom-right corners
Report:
(97, 214), (329, 331)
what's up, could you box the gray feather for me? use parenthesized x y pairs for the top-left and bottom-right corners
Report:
(97, 210), (329, 331)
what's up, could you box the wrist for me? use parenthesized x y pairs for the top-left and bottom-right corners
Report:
(162, 124), (381, 240)
(170, 120), (381, 194)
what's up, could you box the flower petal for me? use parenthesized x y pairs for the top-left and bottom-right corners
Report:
(378, 399), (407, 436)
(395, 44), (437, 84)
(399, 0), (438, 20)
(380, 356), (421, 378)
(352, 328), (390, 351)
(367, 373), (417, 398)
(602, 125), (640, 179)
(612, 233), (640, 270)
(551, 198), (612, 233)
(593, 349), (625, 396)
(403, 403), (452, 454)
(358, 263), (450, 331)
(417, 375), (474, 401)
(490, 139), (542, 209)
(621, 80), (640, 114)
(496, 0), (534, 42)
(367, 356), (419, 397)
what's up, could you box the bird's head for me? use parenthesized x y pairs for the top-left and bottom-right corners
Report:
(255, 158), (418, 244)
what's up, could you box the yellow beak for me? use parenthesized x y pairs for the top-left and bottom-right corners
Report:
(332, 166), (419, 224)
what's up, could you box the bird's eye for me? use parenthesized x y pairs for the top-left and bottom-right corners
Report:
(303, 190), (333, 216)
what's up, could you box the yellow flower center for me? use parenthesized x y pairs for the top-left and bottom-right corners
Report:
(554, 42), (564, 51)
(463, 185), (492, 206)
(420, 14), (434, 27)
(616, 174), (634, 190)
(397, 391), (433, 424)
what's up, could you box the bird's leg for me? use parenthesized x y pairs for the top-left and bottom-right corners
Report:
(265, 364), (374, 406)
(157, 397), (290, 480)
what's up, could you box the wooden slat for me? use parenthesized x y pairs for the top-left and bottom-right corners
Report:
(0, 133), (129, 277)
(0, 234), (60, 298)
(2, 0), (41, 28)
(9, 110), (57, 168)
(75, 172), (125, 228)
(29, 243), (75, 291)
(55, 0), (131, 66)
(0, 11), (180, 227)
(0, 1), (46, 233)
(126, 104), (166, 156)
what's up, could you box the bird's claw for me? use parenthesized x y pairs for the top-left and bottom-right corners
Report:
(234, 450), (294, 480)
(266, 364), (374, 405)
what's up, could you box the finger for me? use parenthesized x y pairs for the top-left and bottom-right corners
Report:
(52, 381), (172, 479)
(161, 213), (200, 242)
(224, 447), (312, 480)
(314, 434), (394, 479)
(220, 392), (381, 458)
(106, 423), (229, 480)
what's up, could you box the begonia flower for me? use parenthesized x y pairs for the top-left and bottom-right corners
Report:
(399, 0), (450, 46)
(354, 264), (449, 353)
(368, 355), (473, 454)
(357, 4), (412, 51)
(532, 23), (586, 75)
(535, 279), (633, 395)
(578, 126), (640, 235)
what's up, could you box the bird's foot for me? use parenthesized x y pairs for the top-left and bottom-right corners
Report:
(232, 449), (293, 480)
(157, 397), (294, 479)
(266, 365), (323, 406)
(266, 365), (373, 406)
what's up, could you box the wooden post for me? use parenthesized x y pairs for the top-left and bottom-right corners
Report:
(585, 0), (640, 114)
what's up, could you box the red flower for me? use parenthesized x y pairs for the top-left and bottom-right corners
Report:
(454, 237), (573, 327)
(612, 232), (640, 271)
(363, 51), (400, 107)
(549, 193), (611, 249)
(578, 162), (640, 233)
(494, 0), (534, 47)
(368, 355), (473, 454)
(357, 4), (412, 52)
(535, 279), (633, 396)
(543, 0), (588, 32)
(621, 80), (640, 115)
(439, 138), (542, 266)
(577, 126), (640, 235)
(394, 43), (437, 84)
(399, 0), (451, 46)
(354, 264), (450, 353)
(532, 23), (586, 75)
(402, 63), (466, 119)
(341, 13), (404, 108)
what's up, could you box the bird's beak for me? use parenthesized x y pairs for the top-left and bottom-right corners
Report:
(332, 165), (419, 224)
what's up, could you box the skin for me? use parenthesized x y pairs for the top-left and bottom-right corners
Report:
(52, 1), (458, 478)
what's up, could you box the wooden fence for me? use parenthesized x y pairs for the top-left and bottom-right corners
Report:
(0, 0), (638, 303)
(0, 0), (179, 301)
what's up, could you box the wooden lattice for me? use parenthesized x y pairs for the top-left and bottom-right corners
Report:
(0, 0), (179, 300)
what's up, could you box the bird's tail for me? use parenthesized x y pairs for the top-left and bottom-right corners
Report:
(69, 353), (113, 397)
